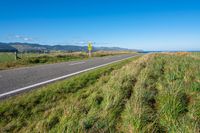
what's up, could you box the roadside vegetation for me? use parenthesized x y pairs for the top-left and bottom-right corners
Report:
(0, 53), (16, 63)
(0, 52), (199, 133)
(0, 51), (134, 70)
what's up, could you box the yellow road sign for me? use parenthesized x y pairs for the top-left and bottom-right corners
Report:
(88, 43), (93, 51)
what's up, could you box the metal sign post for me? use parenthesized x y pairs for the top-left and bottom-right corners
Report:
(15, 51), (18, 60)
(88, 42), (93, 57)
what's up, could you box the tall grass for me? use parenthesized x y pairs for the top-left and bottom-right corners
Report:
(0, 56), (139, 132)
(120, 53), (200, 132)
(0, 53), (199, 132)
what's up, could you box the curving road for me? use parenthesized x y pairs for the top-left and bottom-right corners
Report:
(0, 54), (139, 98)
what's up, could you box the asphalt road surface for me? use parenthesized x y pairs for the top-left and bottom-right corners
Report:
(0, 54), (139, 98)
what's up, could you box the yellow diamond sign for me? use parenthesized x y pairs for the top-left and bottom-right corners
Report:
(88, 43), (93, 51)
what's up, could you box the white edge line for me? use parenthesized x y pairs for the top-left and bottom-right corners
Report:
(0, 55), (137, 98)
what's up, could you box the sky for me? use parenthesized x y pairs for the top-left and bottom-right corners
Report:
(0, 0), (200, 51)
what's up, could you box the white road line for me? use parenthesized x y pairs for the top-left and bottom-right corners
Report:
(69, 61), (85, 66)
(0, 55), (137, 98)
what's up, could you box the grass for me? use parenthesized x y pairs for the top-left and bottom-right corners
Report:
(0, 51), (134, 70)
(190, 52), (200, 59)
(120, 53), (200, 132)
(0, 56), (139, 132)
(0, 53), (16, 63)
(0, 52), (200, 133)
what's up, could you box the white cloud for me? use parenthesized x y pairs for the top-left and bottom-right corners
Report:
(75, 41), (87, 45)
(23, 37), (32, 41)
(15, 35), (33, 41)
(75, 40), (96, 45)
(15, 35), (22, 38)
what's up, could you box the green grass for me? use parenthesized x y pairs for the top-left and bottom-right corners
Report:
(120, 53), (200, 132)
(0, 53), (16, 63)
(190, 52), (200, 59)
(0, 56), (139, 133)
(0, 53), (200, 133)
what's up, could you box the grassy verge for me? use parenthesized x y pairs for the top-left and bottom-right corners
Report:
(120, 53), (200, 132)
(0, 53), (16, 63)
(1, 52), (199, 132)
(0, 55), (139, 132)
(0, 51), (135, 70)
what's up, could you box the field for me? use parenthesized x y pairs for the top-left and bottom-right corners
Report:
(0, 53), (16, 63)
(0, 53), (200, 132)
(0, 51), (133, 70)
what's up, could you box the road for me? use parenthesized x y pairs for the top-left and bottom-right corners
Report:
(0, 54), (139, 98)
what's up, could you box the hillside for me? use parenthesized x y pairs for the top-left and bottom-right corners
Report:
(0, 53), (199, 132)
(0, 43), (18, 52)
(0, 42), (141, 52)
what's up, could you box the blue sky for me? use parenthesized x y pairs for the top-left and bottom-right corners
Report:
(0, 0), (200, 50)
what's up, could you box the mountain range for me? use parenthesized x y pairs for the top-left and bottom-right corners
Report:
(0, 42), (142, 52)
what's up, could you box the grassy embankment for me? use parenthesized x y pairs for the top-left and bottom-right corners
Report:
(0, 55), (139, 132)
(0, 51), (133, 70)
(0, 52), (200, 132)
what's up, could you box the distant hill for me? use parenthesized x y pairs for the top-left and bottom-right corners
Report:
(0, 42), (142, 52)
(0, 43), (18, 52)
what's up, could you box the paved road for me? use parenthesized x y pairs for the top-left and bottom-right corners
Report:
(0, 54), (139, 98)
